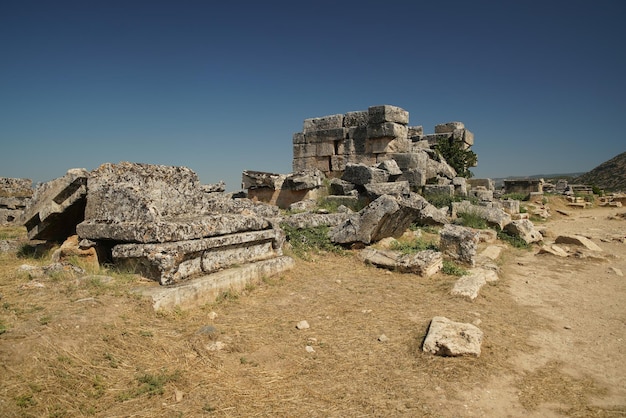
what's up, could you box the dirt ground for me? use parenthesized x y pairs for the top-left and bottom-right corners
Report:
(0, 198), (625, 417)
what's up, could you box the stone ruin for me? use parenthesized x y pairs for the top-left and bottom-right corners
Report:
(19, 162), (293, 309)
(0, 177), (33, 225)
(246, 104), (483, 209)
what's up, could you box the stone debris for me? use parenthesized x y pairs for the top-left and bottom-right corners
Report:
(451, 201), (511, 230)
(451, 268), (499, 300)
(0, 177), (32, 225)
(22, 168), (89, 241)
(439, 224), (480, 266)
(537, 244), (569, 257)
(296, 320), (310, 330)
(478, 245), (504, 261)
(50, 235), (99, 269)
(504, 219), (543, 244)
(554, 234), (602, 252)
(360, 248), (443, 277)
(422, 316), (483, 357)
(609, 267), (624, 277)
(378, 334), (389, 343)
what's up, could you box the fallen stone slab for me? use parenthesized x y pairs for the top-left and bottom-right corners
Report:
(360, 248), (442, 276)
(478, 245), (504, 261)
(397, 193), (448, 226)
(22, 168), (89, 241)
(537, 244), (569, 257)
(451, 268), (498, 300)
(422, 316), (483, 357)
(281, 212), (349, 229)
(135, 256), (295, 311)
(554, 234), (602, 251)
(78, 214), (271, 243)
(504, 219), (543, 245)
(112, 229), (282, 285)
(364, 181), (410, 199)
(439, 224), (480, 266)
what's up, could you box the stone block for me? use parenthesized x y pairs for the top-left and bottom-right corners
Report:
(366, 122), (408, 140)
(329, 178), (355, 196)
(408, 126), (424, 138)
(463, 129), (475, 146)
(398, 169), (426, 189)
(330, 155), (346, 172)
(423, 316), (483, 357)
(364, 181), (410, 199)
(424, 185), (454, 197)
(468, 178), (495, 191)
(439, 224), (480, 266)
(451, 201), (511, 230)
(242, 171), (286, 190)
(283, 169), (325, 191)
(500, 199), (520, 214)
(343, 110), (368, 127)
(434, 122), (465, 133)
(376, 159), (403, 176)
(22, 168), (89, 241)
(341, 163), (389, 185)
(304, 128), (348, 144)
(0, 177), (33, 198)
(291, 156), (331, 173)
(293, 143), (317, 159)
(303, 114), (343, 133)
(389, 152), (429, 170)
(504, 219), (543, 244)
(359, 248), (442, 276)
(368, 105), (409, 125)
(366, 137), (411, 154)
(451, 268), (498, 300)
(292, 132), (306, 144)
(554, 234), (602, 251)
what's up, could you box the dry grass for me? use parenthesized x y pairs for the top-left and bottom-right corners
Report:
(0, 219), (622, 417)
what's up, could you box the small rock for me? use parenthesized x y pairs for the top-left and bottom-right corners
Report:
(305, 345), (315, 353)
(206, 341), (226, 351)
(609, 267), (624, 277)
(19, 281), (45, 290)
(378, 334), (389, 343)
(564, 325), (572, 330)
(196, 325), (217, 335)
(296, 320), (310, 330)
(207, 311), (218, 320)
(174, 389), (184, 402)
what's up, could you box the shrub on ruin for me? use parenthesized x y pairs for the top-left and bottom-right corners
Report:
(433, 136), (477, 178)
(280, 224), (344, 259)
(390, 238), (439, 255)
(441, 260), (469, 276)
(455, 211), (488, 229)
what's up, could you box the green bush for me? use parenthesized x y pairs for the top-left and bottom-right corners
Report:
(390, 238), (439, 255)
(433, 136), (477, 178)
(497, 230), (530, 249)
(281, 224), (344, 259)
(501, 192), (528, 201)
(455, 211), (488, 229)
(441, 260), (469, 276)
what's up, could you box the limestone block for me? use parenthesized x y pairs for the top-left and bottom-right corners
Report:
(50, 235), (99, 269)
(0, 177), (33, 198)
(292, 132), (306, 144)
(463, 129), (475, 146)
(408, 126), (424, 138)
(330, 155), (346, 172)
(343, 110), (369, 127)
(397, 193), (449, 226)
(538, 244), (569, 257)
(283, 169), (325, 191)
(341, 163), (389, 185)
(554, 234), (602, 251)
(366, 122), (408, 140)
(112, 229), (281, 285)
(137, 256), (295, 311)
(398, 169), (426, 189)
(304, 128), (348, 144)
(22, 168), (89, 241)
(452, 177), (468, 197)
(360, 248), (442, 276)
(317, 140), (337, 157)
(330, 195), (414, 245)
(471, 188), (494, 202)
(78, 214), (270, 243)
(451, 201), (511, 230)
(328, 178), (355, 196)
(389, 151), (430, 171)
(500, 199), (520, 215)
(423, 316), (483, 357)
(368, 105), (409, 125)
(293, 143), (317, 159)
(504, 219), (543, 244)
(451, 268), (498, 300)
(468, 178), (495, 191)
(291, 156), (331, 173)
(434, 122), (465, 133)
(303, 114), (343, 133)
(366, 137), (411, 154)
(376, 159), (403, 176)
(281, 212), (349, 229)
(439, 224), (480, 266)
(242, 171), (286, 190)
(364, 181), (410, 199)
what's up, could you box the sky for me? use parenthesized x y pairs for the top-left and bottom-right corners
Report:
(1, 1), (625, 191)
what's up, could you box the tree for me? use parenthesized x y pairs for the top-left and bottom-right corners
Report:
(434, 136), (477, 178)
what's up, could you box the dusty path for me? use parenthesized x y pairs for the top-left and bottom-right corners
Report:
(456, 206), (626, 417)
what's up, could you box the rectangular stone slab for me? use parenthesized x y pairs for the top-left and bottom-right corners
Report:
(112, 229), (281, 285)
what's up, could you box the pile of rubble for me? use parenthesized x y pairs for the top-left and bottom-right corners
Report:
(0, 177), (32, 225)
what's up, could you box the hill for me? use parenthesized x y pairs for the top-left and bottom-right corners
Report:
(574, 151), (626, 192)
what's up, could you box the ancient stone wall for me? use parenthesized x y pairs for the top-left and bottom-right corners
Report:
(0, 177), (32, 224)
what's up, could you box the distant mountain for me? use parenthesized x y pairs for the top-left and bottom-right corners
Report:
(574, 151), (626, 192)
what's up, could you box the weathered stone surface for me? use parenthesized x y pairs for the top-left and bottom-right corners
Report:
(136, 256), (295, 311)
(398, 169), (426, 189)
(504, 219), (543, 244)
(283, 169), (325, 191)
(242, 170), (286, 190)
(22, 168), (89, 241)
(368, 105), (409, 125)
(303, 114), (344, 133)
(423, 316), (483, 357)
(0, 177), (33, 198)
(328, 178), (356, 196)
(452, 201), (512, 230)
(478, 245), (503, 261)
(500, 199), (520, 215)
(398, 193), (449, 226)
(281, 212), (349, 229)
(341, 163), (389, 185)
(113, 229), (282, 285)
(288, 199), (318, 213)
(424, 184), (454, 197)
(203, 194), (281, 219)
(408, 126), (424, 138)
(376, 159), (403, 176)
(451, 268), (498, 300)
(554, 234), (602, 251)
(200, 182), (226, 194)
(78, 214), (270, 243)
(538, 244), (569, 257)
(439, 224), (480, 266)
(467, 178), (495, 191)
(452, 177), (468, 197)
(343, 111), (369, 127)
(330, 195), (412, 245)
(434, 122), (465, 133)
(50, 235), (99, 269)
(366, 134), (411, 154)
(360, 248), (442, 276)
(364, 181), (410, 200)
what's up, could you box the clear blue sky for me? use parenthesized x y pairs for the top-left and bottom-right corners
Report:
(1, 1), (624, 191)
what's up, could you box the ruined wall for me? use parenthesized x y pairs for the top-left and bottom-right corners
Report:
(292, 105), (474, 178)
